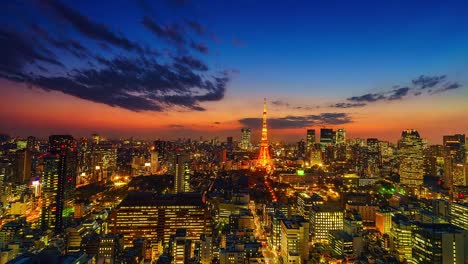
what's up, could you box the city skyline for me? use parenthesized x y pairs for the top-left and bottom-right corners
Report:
(1, 0), (468, 143)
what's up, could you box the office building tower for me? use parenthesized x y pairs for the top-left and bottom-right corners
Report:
(98, 234), (123, 264)
(174, 154), (190, 193)
(375, 209), (392, 234)
(450, 203), (468, 230)
(310, 205), (343, 243)
(154, 140), (168, 161)
(240, 128), (251, 150)
(109, 192), (211, 248)
(15, 149), (32, 183)
(399, 129), (424, 186)
(170, 229), (192, 264)
(367, 138), (380, 177)
(297, 139), (306, 159)
(306, 129), (316, 151)
(92, 142), (117, 182)
(297, 193), (314, 220)
(412, 223), (468, 264)
(150, 151), (159, 174)
(309, 143), (322, 166)
(280, 216), (310, 263)
(226, 137), (234, 159)
(41, 135), (77, 233)
(390, 214), (414, 262)
(443, 134), (466, 164)
(199, 234), (213, 264)
(335, 128), (346, 145)
(320, 128), (334, 149)
(328, 230), (353, 258)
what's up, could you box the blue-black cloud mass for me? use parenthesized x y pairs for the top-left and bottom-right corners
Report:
(239, 113), (352, 129)
(340, 74), (462, 106)
(0, 0), (229, 112)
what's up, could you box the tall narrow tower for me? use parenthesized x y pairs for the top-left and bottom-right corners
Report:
(256, 98), (272, 168)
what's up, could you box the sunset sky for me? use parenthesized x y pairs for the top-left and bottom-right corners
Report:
(1, 0), (467, 143)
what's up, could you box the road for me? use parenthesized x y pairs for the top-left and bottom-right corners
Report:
(250, 202), (279, 264)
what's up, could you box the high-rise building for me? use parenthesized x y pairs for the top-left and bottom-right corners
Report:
(399, 129), (424, 186)
(41, 135), (77, 233)
(390, 214), (414, 262)
(15, 149), (32, 183)
(306, 129), (316, 151)
(320, 128), (334, 150)
(335, 128), (346, 145)
(375, 209), (392, 234)
(297, 139), (306, 159)
(309, 143), (323, 166)
(150, 151), (159, 174)
(174, 154), (190, 193)
(450, 203), (468, 230)
(170, 229), (192, 264)
(443, 134), (466, 164)
(367, 138), (380, 177)
(109, 192), (211, 248)
(412, 223), (468, 264)
(310, 205), (343, 243)
(280, 216), (310, 263)
(199, 234), (213, 264)
(240, 128), (251, 150)
(92, 142), (117, 182)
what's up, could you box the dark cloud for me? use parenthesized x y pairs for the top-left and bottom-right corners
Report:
(271, 100), (318, 110)
(43, 1), (143, 52)
(190, 41), (209, 54)
(0, 30), (230, 111)
(431, 82), (462, 94)
(334, 74), (462, 108)
(30, 24), (89, 58)
(332, 102), (367, 108)
(168, 124), (184, 128)
(0, 1), (231, 112)
(213, 121), (221, 125)
(347, 93), (386, 102)
(186, 20), (205, 35)
(239, 113), (352, 129)
(387, 87), (410, 100)
(142, 17), (185, 44)
(174, 55), (208, 71)
(271, 100), (290, 107)
(0, 28), (63, 79)
(412, 75), (446, 89)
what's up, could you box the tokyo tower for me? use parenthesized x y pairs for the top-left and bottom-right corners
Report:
(256, 98), (272, 169)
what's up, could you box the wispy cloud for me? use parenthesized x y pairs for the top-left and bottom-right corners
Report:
(239, 113), (352, 129)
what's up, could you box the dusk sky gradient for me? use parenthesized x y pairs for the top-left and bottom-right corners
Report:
(1, 0), (467, 143)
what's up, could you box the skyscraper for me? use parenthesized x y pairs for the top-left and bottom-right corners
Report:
(335, 128), (346, 145)
(240, 128), (251, 150)
(398, 130), (424, 186)
(443, 134), (466, 164)
(174, 153), (190, 193)
(41, 135), (77, 233)
(306, 129), (316, 151)
(320, 128), (334, 150)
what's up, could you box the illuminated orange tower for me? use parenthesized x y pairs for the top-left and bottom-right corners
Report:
(256, 98), (272, 169)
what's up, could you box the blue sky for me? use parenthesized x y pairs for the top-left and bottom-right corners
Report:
(0, 0), (467, 141)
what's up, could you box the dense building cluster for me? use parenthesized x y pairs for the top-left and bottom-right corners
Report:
(1, 114), (468, 263)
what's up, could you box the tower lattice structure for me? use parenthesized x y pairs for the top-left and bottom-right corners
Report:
(256, 98), (272, 169)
